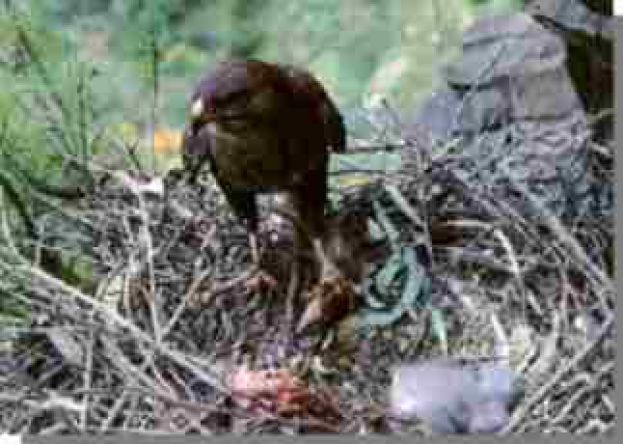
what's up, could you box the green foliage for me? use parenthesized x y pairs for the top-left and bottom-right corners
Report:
(468, 0), (523, 10)
(0, 288), (30, 330)
(358, 245), (432, 328)
(0, 3), (100, 175)
(0, 1), (106, 325)
(92, 2), (511, 116)
(4, 0), (523, 127)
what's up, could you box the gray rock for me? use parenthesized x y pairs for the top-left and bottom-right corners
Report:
(411, 12), (611, 219)
(525, 0), (613, 140)
(440, 13), (583, 134)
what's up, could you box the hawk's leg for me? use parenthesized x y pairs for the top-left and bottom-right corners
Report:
(220, 184), (277, 291)
(290, 173), (340, 281)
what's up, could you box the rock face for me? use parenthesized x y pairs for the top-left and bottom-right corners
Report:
(524, 0), (613, 141)
(422, 13), (584, 136)
(413, 10), (612, 219)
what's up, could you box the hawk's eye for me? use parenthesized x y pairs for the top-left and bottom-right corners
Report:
(225, 91), (251, 111)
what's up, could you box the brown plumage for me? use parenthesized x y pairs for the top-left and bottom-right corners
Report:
(181, 58), (346, 278)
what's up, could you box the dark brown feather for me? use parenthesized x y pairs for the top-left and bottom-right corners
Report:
(182, 58), (346, 241)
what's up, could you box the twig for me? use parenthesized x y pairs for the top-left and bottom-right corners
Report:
(508, 175), (614, 292)
(343, 142), (406, 153)
(493, 227), (536, 316)
(500, 314), (614, 434)
(0, 257), (228, 395)
(124, 141), (145, 174)
(112, 169), (162, 341)
(161, 267), (213, 339)
(80, 326), (94, 430)
(383, 183), (425, 228)
(203, 266), (259, 303)
(587, 141), (612, 158)
(148, 0), (161, 173)
(328, 168), (391, 176)
(0, 190), (21, 257)
(100, 356), (151, 432)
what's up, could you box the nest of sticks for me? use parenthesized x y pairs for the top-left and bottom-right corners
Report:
(0, 118), (614, 435)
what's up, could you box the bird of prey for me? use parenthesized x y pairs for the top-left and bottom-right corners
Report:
(181, 58), (346, 280)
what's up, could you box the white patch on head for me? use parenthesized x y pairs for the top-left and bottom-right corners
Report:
(190, 98), (204, 119)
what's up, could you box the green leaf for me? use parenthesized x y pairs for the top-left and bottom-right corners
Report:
(362, 277), (388, 309)
(359, 246), (432, 328)
(366, 218), (386, 242)
(330, 152), (402, 173)
(374, 250), (404, 296)
(430, 308), (448, 354)
(372, 200), (400, 249)
(328, 153), (402, 189)
(399, 246), (424, 309)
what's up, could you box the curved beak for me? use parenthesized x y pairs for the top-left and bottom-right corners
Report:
(189, 98), (217, 133)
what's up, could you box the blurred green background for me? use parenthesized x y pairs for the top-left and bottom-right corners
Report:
(1, 0), (521, 166)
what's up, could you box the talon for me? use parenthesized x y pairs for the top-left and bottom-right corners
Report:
(312, 237), (340, 280)
(249, 232), (261, 265)
(245, 270), (278, 292)
(320, 261), (341, 281)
